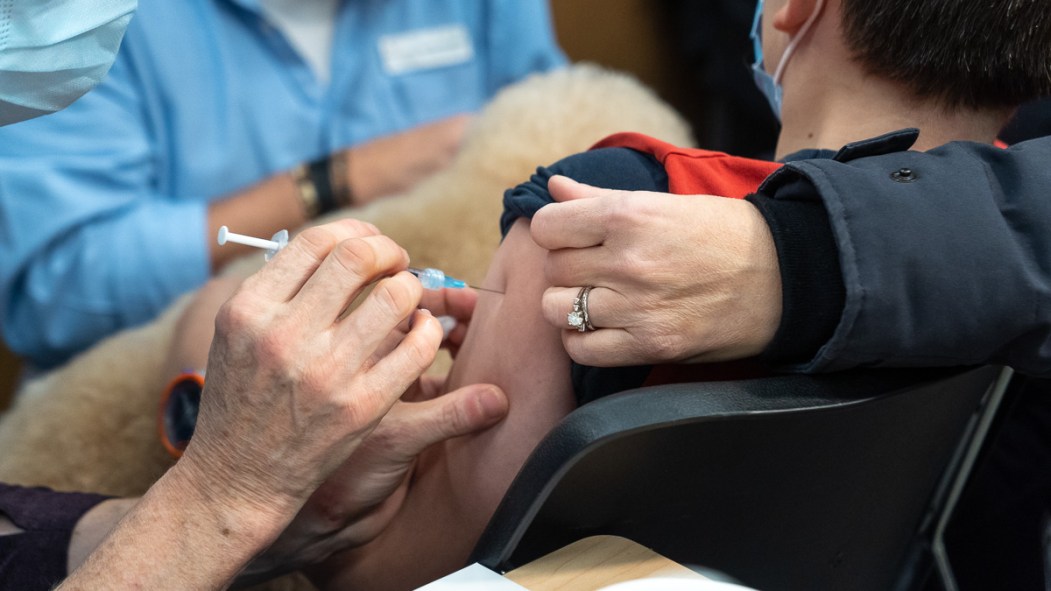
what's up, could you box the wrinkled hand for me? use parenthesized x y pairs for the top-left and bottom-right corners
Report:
(177, 218), (445, 535)
(243, 378), (507, 580)
(342, 114), (472, 206)
(530, 176), (783, 366)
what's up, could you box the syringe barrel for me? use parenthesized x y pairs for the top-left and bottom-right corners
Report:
(416, 267), (446, 290)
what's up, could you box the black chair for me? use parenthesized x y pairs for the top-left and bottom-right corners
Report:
(470, 366), (1004, 591)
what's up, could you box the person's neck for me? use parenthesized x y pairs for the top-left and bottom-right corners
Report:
(775, 63), (1010, 160)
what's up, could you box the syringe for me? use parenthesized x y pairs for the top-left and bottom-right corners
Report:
(407, 267), (466, 290)
(217, 226), (288, 261)
(407, 267), (502, 294)
(216, 227), (501, 293)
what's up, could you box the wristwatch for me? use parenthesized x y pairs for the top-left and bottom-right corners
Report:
(158, 371), (204, 458)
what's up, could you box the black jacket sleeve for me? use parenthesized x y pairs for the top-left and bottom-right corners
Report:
(751, 134), (1051, 376)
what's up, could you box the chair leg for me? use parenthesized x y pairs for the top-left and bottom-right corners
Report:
(931, 368), (1014, 591)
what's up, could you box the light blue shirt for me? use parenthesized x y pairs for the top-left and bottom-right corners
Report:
(0, 0), (565, 368)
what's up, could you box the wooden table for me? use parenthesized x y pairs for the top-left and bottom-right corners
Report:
(505, 535), (705, 590)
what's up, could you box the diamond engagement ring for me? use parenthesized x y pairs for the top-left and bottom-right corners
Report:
(567, 286), (596, 332)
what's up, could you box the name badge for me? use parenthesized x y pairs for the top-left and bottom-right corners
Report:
(379, 24), (474, 75)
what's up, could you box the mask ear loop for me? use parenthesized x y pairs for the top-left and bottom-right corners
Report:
(772, 0), (826, 85)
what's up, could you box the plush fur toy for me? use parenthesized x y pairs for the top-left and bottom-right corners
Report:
(0, 63), (692, 587)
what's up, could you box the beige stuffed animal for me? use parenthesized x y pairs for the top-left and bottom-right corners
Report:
(0, 63), (692, 586)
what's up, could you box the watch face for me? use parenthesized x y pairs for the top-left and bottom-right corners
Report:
(160, 375), (203, 457)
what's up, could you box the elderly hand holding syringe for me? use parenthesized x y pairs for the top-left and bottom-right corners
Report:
(217, 226), (500, 337)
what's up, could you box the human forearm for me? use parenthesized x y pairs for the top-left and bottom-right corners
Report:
(208, 115), (473, 270)
(66, 498), (137, 574)
(61, 462), (294, 590)
(336, 114), (471, 208)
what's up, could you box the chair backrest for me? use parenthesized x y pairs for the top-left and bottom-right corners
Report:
(470, 366), (1001, 591)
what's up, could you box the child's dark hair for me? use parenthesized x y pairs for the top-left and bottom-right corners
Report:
(841, 0), (1051, 109)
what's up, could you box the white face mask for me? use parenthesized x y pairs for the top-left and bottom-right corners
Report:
(0, 0), (137, 126)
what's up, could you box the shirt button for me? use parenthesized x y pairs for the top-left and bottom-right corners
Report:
(890, 167), (917, 182)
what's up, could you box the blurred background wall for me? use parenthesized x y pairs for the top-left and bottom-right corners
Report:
(550, 0), (778, 157)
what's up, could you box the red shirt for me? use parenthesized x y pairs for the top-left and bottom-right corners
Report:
(592, 132), (781, 198)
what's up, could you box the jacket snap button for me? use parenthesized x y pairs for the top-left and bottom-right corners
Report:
(890, 168), (917, 182)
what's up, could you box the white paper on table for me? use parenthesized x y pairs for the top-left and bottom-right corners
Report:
(597, 577), (760, 591)
(414, 562), (529, 590)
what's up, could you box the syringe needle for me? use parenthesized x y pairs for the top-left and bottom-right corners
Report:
(469, 284), (504, 295)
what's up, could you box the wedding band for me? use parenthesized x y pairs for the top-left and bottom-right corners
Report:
(567, 286), (596, 332)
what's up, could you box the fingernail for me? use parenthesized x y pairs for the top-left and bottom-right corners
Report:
(407, 308), (432, 330)
(477, 387), (509, 420)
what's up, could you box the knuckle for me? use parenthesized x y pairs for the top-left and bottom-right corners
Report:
(215, 295), (258, 334)
(440, 399), (467, 436)
(373, 278), (418, 319)
(296, 225), (340, 255)
(530, 209), (552, 243)
(401, 331), (438, 371)
(364, 417), (405, 452)
(646, 330), (687, 362)
(331, 238), (377, 277)
(541, 293), (562, 325)
(335, 218), (380, 237)
(373, 235), (409, 265)
(608, 193), (660, 232)
(544, 252), (575, 286)
(606, 193), (636, 225)
(339, 394), (377, 429)
(619, 250), (651, 279)
(341, 382), (399, 430)
(562, 334), (593, 366)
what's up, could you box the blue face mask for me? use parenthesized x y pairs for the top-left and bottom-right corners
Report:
(749, 0), (825, 121)
(0, 0), (137, 126)
(750, 0), (783, 119)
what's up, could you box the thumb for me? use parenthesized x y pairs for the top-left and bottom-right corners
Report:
(532, 177), (619, 250)
(548, 175), (607, 203)
(384, 384), (508, 458)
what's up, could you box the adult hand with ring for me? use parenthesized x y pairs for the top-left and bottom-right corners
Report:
(531, 175), (784, 367)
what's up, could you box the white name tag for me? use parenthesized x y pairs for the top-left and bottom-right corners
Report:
(379, 24), (474, 75)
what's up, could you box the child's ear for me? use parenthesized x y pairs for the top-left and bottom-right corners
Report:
(772, 0), (821, 35)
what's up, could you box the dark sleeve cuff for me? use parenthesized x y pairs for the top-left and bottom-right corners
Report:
(500, 147), (669, 237)
(0, 483), (112, 589)
(746, 177), (845, 365)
